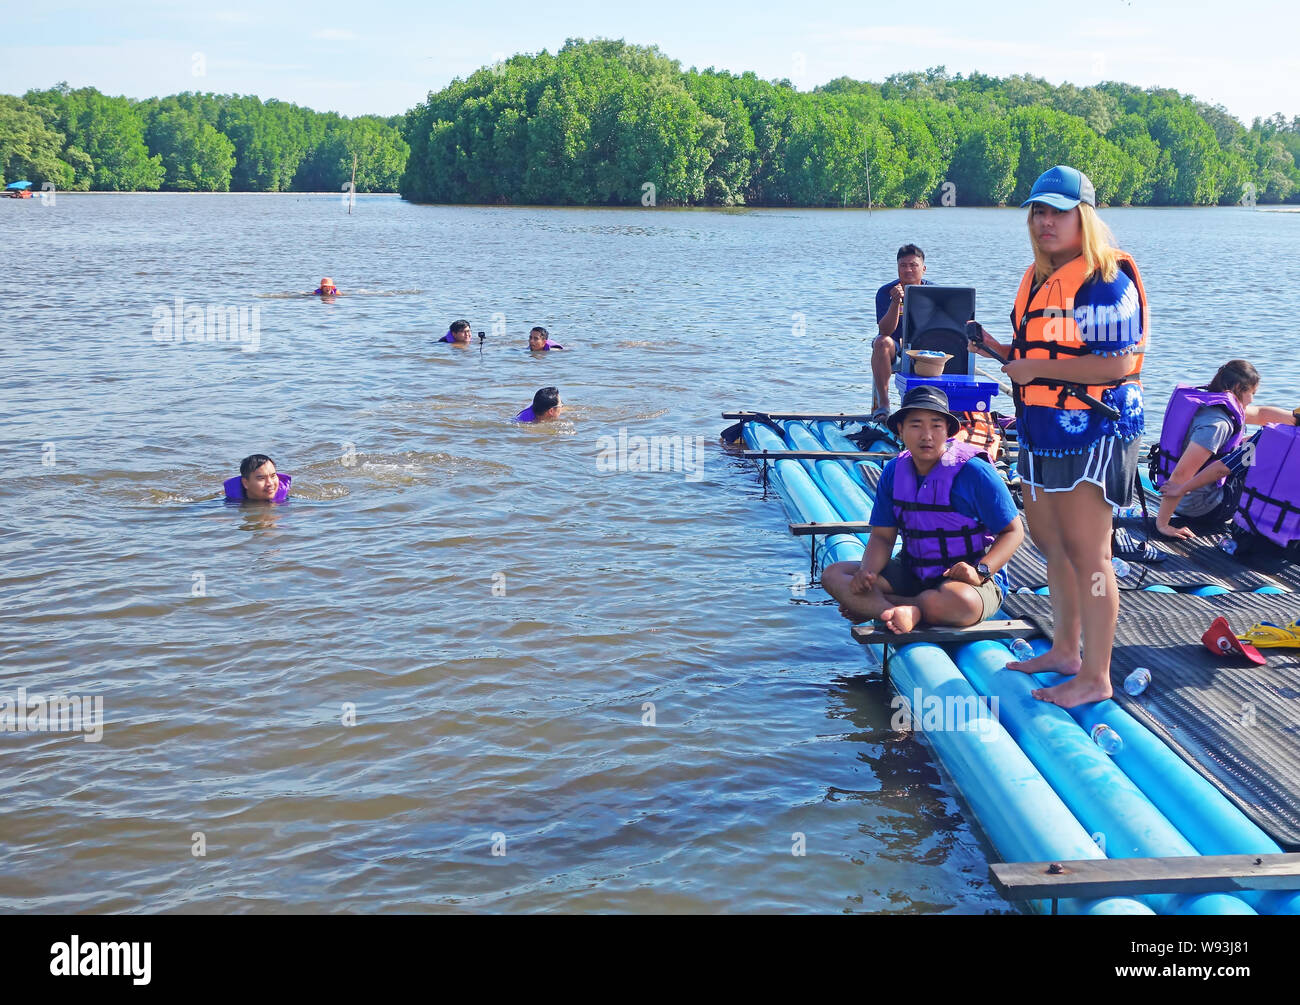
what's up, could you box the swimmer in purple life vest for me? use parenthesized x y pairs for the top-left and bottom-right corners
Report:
(440, 319), (474, 344)
(312, 277), (341, 296)
(515, 386), (563, 423)
(224, 454), (292, 503)
(528, 326), (564, 351)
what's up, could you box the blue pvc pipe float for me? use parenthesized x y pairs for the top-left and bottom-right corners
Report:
(956, 640), (1256, 915)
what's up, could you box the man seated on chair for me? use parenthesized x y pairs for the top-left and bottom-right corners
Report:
(870, 243), (933, 421)
(822, 386), (1024, 633)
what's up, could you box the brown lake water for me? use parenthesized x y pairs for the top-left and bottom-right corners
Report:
(1, 194), (1296, 912)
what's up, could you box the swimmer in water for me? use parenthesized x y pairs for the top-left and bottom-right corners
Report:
(440, 319), (473, 343)
(528, 326), (564, 351)
(313, 278), (340, 296)
(224, 454), (293, 503)
(515, 386), (563, 422)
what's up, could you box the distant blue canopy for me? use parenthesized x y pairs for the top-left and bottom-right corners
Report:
(5, 180), (32, 190)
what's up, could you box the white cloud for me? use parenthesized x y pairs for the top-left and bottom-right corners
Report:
(310, 29), (358, 41)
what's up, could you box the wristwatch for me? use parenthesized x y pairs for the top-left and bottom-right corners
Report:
(976, 562), (993, 584)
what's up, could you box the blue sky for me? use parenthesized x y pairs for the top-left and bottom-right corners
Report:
(2, 0), (1296, 125)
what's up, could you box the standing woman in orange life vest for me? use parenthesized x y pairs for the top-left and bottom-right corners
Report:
(971, 166), (1148, 709)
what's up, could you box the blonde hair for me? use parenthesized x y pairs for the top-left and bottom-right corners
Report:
(1028, 203), (1120, 285)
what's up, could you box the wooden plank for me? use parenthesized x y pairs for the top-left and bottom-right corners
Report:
(789, 521), (876, 536)
(990, 853), (1300, 899)
(852, 619), (1042, 646)
(721, 411), (885, 422)
(742, 449), (896, 460)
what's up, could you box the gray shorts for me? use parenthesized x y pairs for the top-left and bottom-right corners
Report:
(1017, 435), (1141, 508)
(879, 558), (1005, 622)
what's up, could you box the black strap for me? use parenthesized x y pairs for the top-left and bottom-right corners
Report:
(1133, 465), (1152, 528)
(901, 527), (988, 570)
(894, 499), (959, 513)
(1238, 485), (1300, 538)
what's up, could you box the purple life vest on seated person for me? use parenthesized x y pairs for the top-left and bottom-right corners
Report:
(1233, 424), (1300, 549)
(1152, 385), (1244, 489)
(514, 407), (537, 423)
(891, 440), (995, 584)
(223, 473), (292, 503)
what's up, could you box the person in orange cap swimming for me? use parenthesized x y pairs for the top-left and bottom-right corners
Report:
(312, 278), (341, 296)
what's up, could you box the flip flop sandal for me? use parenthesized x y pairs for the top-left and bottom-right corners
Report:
(1112, 526), (1167, 564)
(1274, 618), (1300, 646)
(1237, 621), (1300, 649)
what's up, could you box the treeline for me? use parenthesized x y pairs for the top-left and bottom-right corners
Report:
(6, 43), (1298, 205)
(401, 39), (1300, 207)
(0, 85), (408, 192)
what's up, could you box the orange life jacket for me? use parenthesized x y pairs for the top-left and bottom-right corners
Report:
(954, 411), (1002, 462)
(1008, 250), (1148, 412)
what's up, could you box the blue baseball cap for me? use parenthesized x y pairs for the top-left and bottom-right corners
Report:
(1021, 165), (1096, 210)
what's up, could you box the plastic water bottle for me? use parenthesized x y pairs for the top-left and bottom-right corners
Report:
(1219, 537), (1238, 556)
(1124, 667), (1151, 696)
(1112, 556), (1131, 578)
(1091, 723), (1124, 755)
(1008, 638), (1035, 663)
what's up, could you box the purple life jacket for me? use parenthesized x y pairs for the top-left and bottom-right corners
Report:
(532, 340), (563, 350)
(514, 407), (537, 423)
(891, 441), (995, 584)
(223, 473), (292, 503)
(1233, 424), (1300, 548)
(1152, 385), (1244, 489)
(314, 288), (339, 295)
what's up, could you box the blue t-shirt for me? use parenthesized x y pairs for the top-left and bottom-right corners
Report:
(875, 279), (935, 331)
(1018, 270), (1145, 454)
(870, 451), (1019, 585)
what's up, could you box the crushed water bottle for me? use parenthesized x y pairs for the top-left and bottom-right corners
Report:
(1091, 723), (1124, 755)
(1124, 667), (1152, 696)
(1111, 556), (1131, 578)
(1008, 638), (1035, 663)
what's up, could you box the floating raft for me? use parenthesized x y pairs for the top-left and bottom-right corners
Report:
(1004, 590), (1300, 849)
(731, 411), (1300, 915)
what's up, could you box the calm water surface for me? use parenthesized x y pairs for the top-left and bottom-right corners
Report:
(1, 195), (1296, 913)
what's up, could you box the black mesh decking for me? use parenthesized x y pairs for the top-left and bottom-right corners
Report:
(1151, 527), (1300, 592)
(1000, 591), (1300, 849)
(1005, 516), (1295, 593)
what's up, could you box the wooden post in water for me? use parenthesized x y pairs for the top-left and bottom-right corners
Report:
(349, 153), (357, 215)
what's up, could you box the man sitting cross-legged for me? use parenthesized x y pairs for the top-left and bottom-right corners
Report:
(822, 386), (1025, 633)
